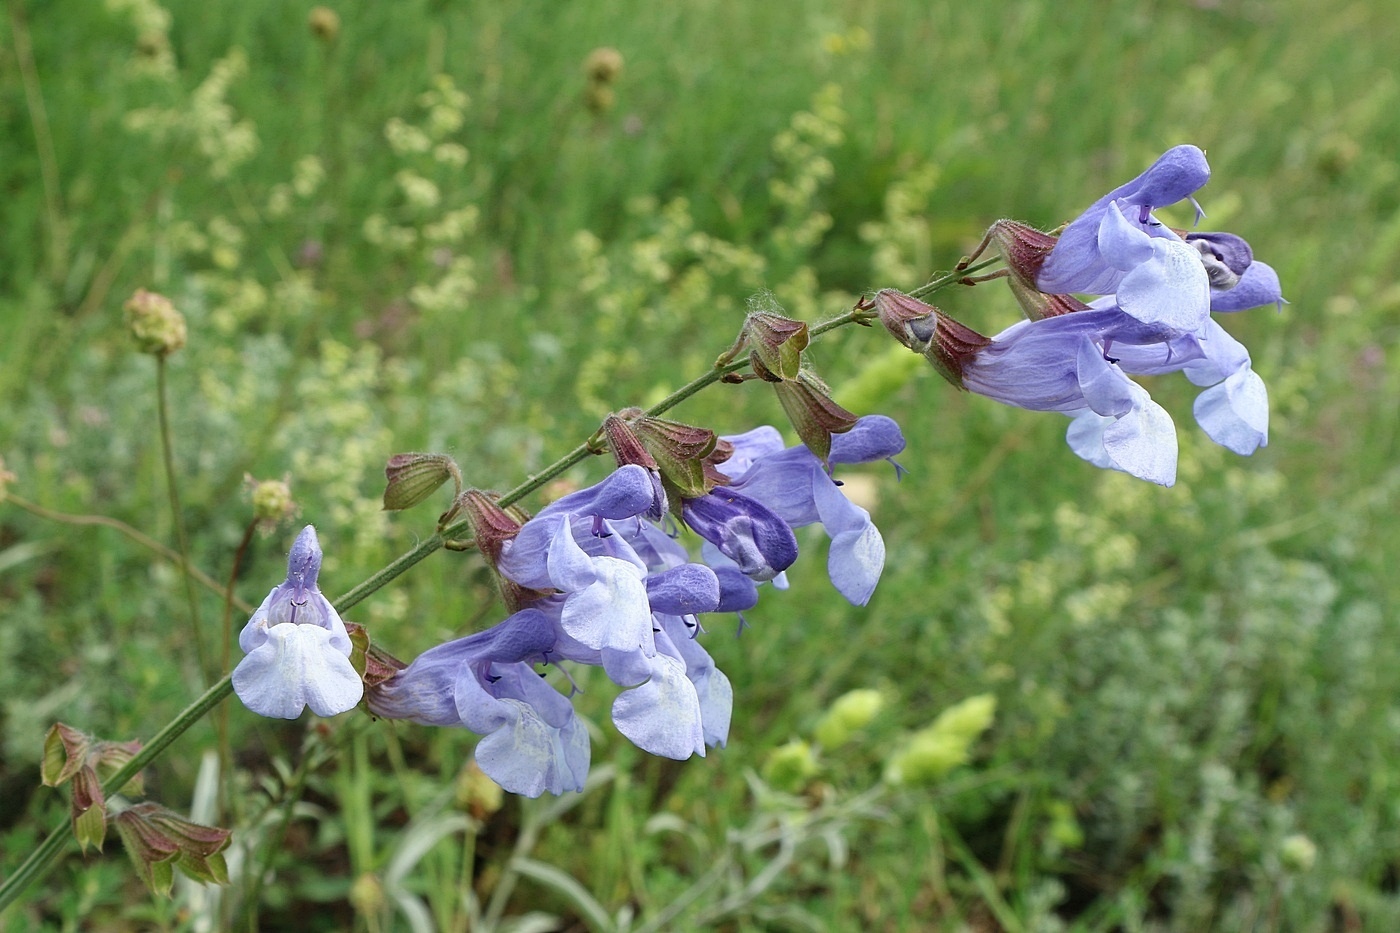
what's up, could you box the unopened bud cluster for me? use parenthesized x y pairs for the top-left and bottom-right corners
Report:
(583, 47), (624, 114)
(123, 289), (187, 357)
(246, 475), (297, 532)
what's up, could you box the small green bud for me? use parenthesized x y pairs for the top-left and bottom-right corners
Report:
(42, 722), (91, 787)
(584, 83), (616, 114)
(745, 311), (809, 381)
(932, 693), (997, 743)
(114, 803), (232, 895)
(814, 688), (885, 748)
(772, 369), (858, 463)
(344, 621), (408, 688)
(762, 739), (819, 793)
(70, 767), (108, 853)
(1279, 833), (1317, 873)
(123, 289), (187, 357)
(350, 872), (386, 918)
(622, 411), (721, 502)
(113, 807), (180, 896)
(246, 475), (297, 533)
(1046, 799), (1084, 850)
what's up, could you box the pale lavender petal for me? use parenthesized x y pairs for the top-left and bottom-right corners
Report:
(1065, 410), (1116, 470)
(1097, 202), (1155, 272)
(232, 622), (363, 719)
(611, 652), (705, 760)
(1194, 369), (1268, 455)
(1076, 338), (1136, 418)
(813, 475), (884, 606)
(1101, 391), (1178, 486)
(558, 557), (651, 653)
(1210, 261), (1285, 313)
(1113, 238), (1211, 337)
(657, 615), (732, 748)
(545, 515), (598, 591)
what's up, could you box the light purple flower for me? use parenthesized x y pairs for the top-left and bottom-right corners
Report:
(497, 468), (658, 655)
(1092, 203), (1212, 340)
(1038, 145), (1211, 297)
(715, 415), (906, 605)
(608, 635), (706, 760)
(233, 526), (364, 720)
(366, 608), (589, 797)
(1109, 317), (1268, 455)
(961, 311), (1180, 485)
(523, 598), (707, 761)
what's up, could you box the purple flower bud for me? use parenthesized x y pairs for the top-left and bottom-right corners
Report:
(713, 566), (760, 612)
(533, 464), (658, 523)
(829, 414), (906, 465)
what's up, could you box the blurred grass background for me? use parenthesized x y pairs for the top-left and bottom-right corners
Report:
(2, 0), (1399, 928)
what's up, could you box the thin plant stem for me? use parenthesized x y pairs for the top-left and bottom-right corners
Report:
(6, 0), (67, 285)
(157, 354), (210, 684)
(909, 255), (1001, 300)
(3, 493), (253, 615)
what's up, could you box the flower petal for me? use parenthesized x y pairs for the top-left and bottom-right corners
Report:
(1194, 368), (1268, 455)
(559, 557), (652, 653)
(232, 622), (363, 720)
(611, 653), (705, 760)
(1102, 393), (1178, 486)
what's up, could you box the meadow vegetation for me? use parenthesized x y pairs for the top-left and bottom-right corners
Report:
(2, 0), (1399, 929)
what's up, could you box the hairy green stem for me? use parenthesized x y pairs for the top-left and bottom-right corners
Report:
(909, 256), (1001, 300)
